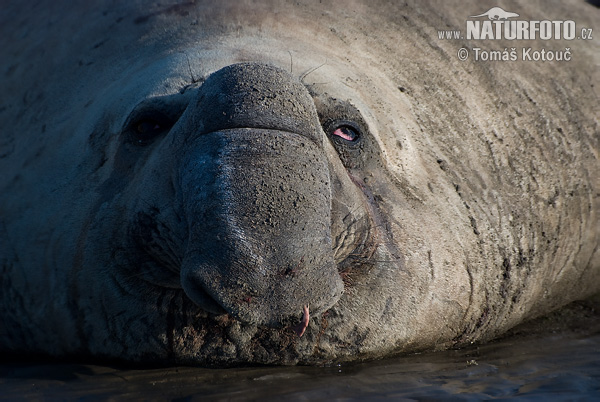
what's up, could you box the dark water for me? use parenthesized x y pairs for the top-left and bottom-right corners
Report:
(2, 330), (599, 401)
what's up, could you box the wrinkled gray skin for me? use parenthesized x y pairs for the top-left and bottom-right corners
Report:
(0, 0), (598, 366)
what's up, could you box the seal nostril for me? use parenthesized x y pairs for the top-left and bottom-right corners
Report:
(181, 276), (227, 315)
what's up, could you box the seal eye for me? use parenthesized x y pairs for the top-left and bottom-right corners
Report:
(331, 125), (359, 142)
(134, 119), (164, 142)
(327, 121), (361, 145)
(128, 114), (173, 145)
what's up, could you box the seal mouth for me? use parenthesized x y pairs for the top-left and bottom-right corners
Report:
(127, 221), (319, 334)
(179, 249), (343, 328)
(181, 264), (313, 335)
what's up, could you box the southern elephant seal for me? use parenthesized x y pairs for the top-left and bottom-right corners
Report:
(0, 0), (598, 366)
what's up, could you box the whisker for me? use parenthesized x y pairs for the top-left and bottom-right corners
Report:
(288, 50), (293, 74)
(184, 52), (200, 84)
(300, 60), (328, 83)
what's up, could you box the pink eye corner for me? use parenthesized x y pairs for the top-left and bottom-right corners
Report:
(331, 125), (359, 142)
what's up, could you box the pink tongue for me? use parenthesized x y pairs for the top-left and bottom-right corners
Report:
(291, 305), (310, 337)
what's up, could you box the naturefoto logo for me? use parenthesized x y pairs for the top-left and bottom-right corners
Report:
(438, 6), (594, 62)
(438, 6), (594, 41)
(466, 6), (580, 40)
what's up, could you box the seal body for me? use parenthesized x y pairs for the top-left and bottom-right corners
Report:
(0, 0), (598, 365)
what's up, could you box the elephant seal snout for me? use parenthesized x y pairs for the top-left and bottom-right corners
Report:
(175, 63), (344, 327)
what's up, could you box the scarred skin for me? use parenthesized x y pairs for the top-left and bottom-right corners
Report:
(0, 0), (598, 366)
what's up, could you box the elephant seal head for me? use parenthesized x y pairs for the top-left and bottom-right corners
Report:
(1, 0), (598, 367)
(96, 61), (379, 337)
